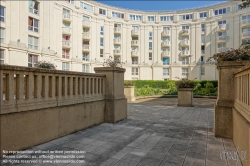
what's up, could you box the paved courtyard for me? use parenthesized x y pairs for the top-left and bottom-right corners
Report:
(2, 98), (239, 166)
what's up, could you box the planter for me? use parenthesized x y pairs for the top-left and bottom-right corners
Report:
(124, 86), (135, 102)
(177, 88), (194, 107)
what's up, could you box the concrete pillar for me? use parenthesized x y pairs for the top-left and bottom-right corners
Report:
(94, 67), (127, 123)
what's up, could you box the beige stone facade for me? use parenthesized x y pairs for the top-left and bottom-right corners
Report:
(0, 0), (250, 80)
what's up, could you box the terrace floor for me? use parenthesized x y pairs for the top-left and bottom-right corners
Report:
(2, 98), (239, 166)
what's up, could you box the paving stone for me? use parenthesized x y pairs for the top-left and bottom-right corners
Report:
(183, 157), (205, 166)
(137, 157), (161, 166)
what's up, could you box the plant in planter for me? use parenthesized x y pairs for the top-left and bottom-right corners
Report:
(35, 61), (56, 69)
(103, 56), (125, 67)
(124, 80), (135, 102)
(176, 79), (197, 107)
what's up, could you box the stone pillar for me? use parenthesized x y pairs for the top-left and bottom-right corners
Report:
(94, 67), (127, 123)
(215, 61), (247, 138)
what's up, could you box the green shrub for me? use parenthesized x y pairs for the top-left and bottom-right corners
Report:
(176, 79), (197, 89)
(205, 82), (214, 89)
(35, 61), (56, 69)
(124, 80), (134, 87)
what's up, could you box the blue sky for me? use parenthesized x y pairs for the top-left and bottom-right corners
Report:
(96, 1), (229, 11)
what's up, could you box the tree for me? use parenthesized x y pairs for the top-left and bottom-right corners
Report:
(240, 0), (250, 9)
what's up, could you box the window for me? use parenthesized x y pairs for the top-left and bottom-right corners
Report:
(149, 53), (152, 60)
(149, 42), (152, 50)
(182, 36), (189, 41)
(100, 49), (103, 57)
(182, 68), (188, 76)
(163, 58), (170, 65)
(132, 26), (139, 32)
(100, 26), (104, 35)
(242, 27), (250, 33)
(218, 32), (227, 37)
(242, 15), (250, 20)
(201, 24), (205, 32)
(29, 0), (39, 15)
(201, 67), (205, 75)
(80, 2), (93, 12)
(149, 32), (152, 40)
(201, 35), (205, 43)
(199, 12), (207, 18)
(201, 45), (205, 54)
(28, 54), (38, 67)
(62, 8), (70, 17)
(62, 49), (69, 59)
(132, 57), (138, 65)
(180, 14), (193, 20)
(181, 57), (189, 65)
(0, 28), (4, 43)
(112, 12), (124, 19)
(242, 39), (250, 45)
(218, 20), (226, 25)
(28, 17), (39, 32)
(238, 4), (250, 10)
(0, 49), (4, 64)
(82, 16), (89, 21)
(28, 36), (38, 50)
(0, 6), (4, 22)
(100, 38), (103, 46)
(182, 26), (189, 30)
(64, 0), (74, 4)
(201, 56), (204, 64)
(99, 8), (106, 15)
(82, 53), (89, 61)
(148, 16), (154, 21)
(130, 15), (142, 21)
(214, 7), (230, 15)
(163, 68), (169, 76)
(163, 27), (170, 31)
(160, 16), (173, 21)
(218, 43), (226, 48)
(62, 62), (69, 71)
(82, 64), (89, 72)
(132, 68), (138, 75)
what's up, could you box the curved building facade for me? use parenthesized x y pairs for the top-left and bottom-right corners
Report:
(0, 0), (250, 80)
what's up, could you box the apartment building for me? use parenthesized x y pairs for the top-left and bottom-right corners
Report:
(0, 0), (250, 80)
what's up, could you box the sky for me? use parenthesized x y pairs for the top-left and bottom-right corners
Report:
(95, 0), (229, 11)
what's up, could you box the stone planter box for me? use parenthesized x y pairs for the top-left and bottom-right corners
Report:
(124, 86), (135, 102)
(177, 88), (194, 107)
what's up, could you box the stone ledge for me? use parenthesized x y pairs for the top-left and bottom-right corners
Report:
(94, 67), (126, 73)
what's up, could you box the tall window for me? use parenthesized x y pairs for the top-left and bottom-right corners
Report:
(218, 43), (226, 48)
(160, 16), (173, 21)
(149, 53), (152, 60)
(0, 49), (4, 64)
(130, 15), (142, 21)
(201, 24), (205, 32)
(242, 15), (250, 20)
(163, 68), (169, 76)
(132, 57), (138, 65)
(218, 20), (226, 25)
(28, 36), (38, 50)
(132, 68), (138, 75)
(100, 49), (103, 57)
(82, 16), (89, 21)
(201, 35), (205, 43)
(199, 12), (207, 18)
(28, 17), (39, 32)
(149, 42), (152, 50)
(0, 28), (4, 43)
(214, 7), (230, 15)
(163, 58), (170, 65)
(181, 57), (189, 65)
(149, 32), (152, 40)
(80, 2), (93, 12)
(201, 67), (205, 75)
(82, 53), (89, 61)
(62, 62), (69, 71)
(218, 32), (227, 37)
(180, 14), (193, 20)
(201, 56), (204, 64)
(99, 8), (106, 15)
(100, 38), (103, 46)
(62, 8), (70, 19)
(62, 49), (69, 59)
(0, 6), (4, 22)
(182, 68), (188, 76)
(28, 54), (38, 67)
(148, 16), (155, 21)
(100, 26), (104, 35)
(163, 27), (170, 31)
(29, 0), (39, 15)
(82, 64), (89, 72)
(182, 26), (189, 30)
(201, 45), (205, 54)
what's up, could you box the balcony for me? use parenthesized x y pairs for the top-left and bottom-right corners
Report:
(217, 47), (228, 53)
(113, 38), (121, 45)
(62, 13), (71, 22)
(162, 30), (170, 36)
(181, 50), (190, 57)
(131, 30), (139, 36)
(242, 19), (250, 27)
(62, 27), (72, 35)
(82, 44), (90, 52)
(242, 31), (250, 39)
(131, 40), (139, 46)
(114, 27), (121, 33)
(181, 29), (189, 36)
(82, 32), (90, 40)
(217, 24), (227, 31)
(162, 41), (170, 47)
(181, 40), (189, 46)
(62, 40), (70, 49)
(217, 36), (228, 43)
(131, 51), (139, 57)
(29, 7), (39, 15)
(162, 51), (170, 57)
(82, 20), (90, 28)
(113, 49), (121, 55)
(132, 61), (138, 65)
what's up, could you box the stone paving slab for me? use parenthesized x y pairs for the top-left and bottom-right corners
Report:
(1, 98), (241, 166)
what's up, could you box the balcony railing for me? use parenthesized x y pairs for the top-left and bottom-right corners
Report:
(217, 47), (228, 53)
(82, 20), (90, 27)
(181, 40), (189, 46)
(242, 31), (250, 39)
(114, 27), (121, 33)
(242, 19), (250, 27)
(201, 50), (205, 55)
(62, 53), (70, 59)
(217, 36), (228, 42)
(131, 30), (139, 36)
(62, 13), (71, 21)
(217, 24), (227, 31)
(82, 32), (90, 39)
(62, 40), (70, 47)
(163, 62), (170, 65)
(162, 51), (170, 57)
(62, 27), (71, 34)
(131, 51), (139, 56)
(162, 30), (170, 36)
(181, 29), (189, 35)
(114, 38), (121, 44)
(82, 44), (89, 51)
(29, 7), (39, 15)
(181, 50), (190, 56)
(131, 40), (139, 46)
(113, 49), (121, 54)
(162, 41), (170, 47)
(28, 26), (39, 33)
(132, 61), (138, 65)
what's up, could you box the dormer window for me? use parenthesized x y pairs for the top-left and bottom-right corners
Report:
(199, 12), (207, 18)
(148, 16), (155, 22)
(180, 14), (193, 20)
(214, 7), (230, 15)
(99, 8), (106, 15)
